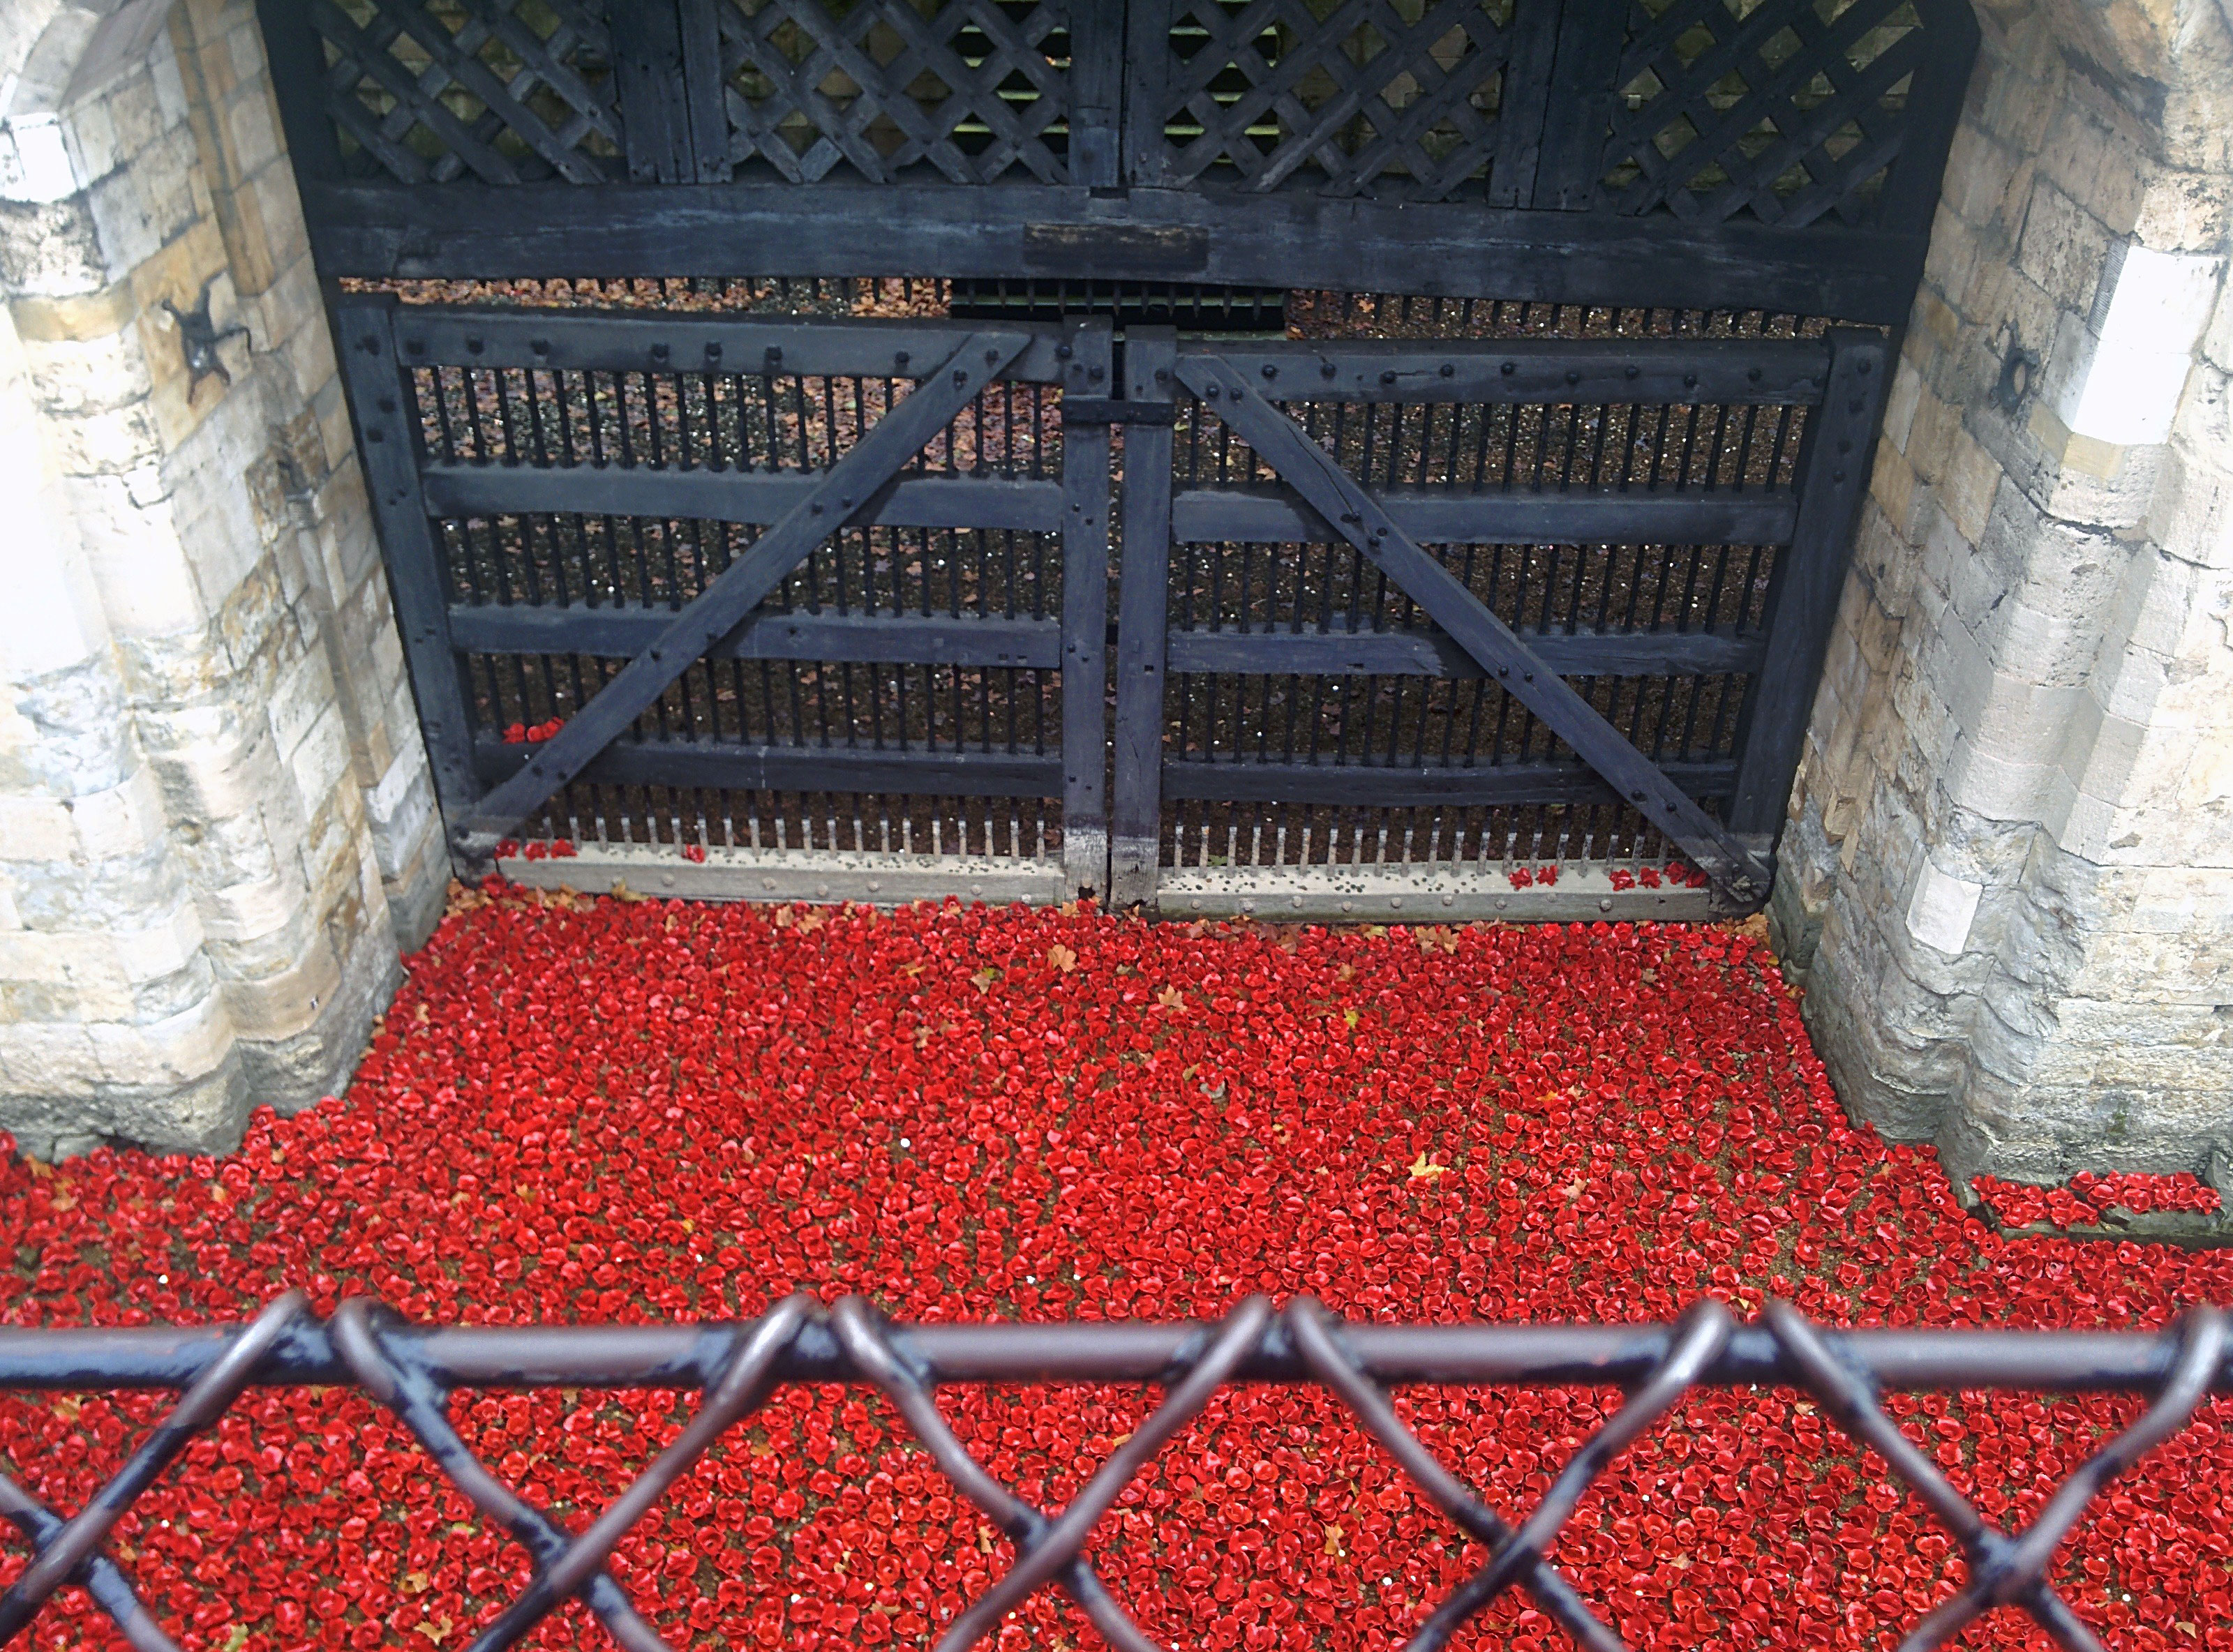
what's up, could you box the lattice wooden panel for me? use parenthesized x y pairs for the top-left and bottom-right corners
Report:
(1140, 0), (1522, 200)
(1599, 0), (1935, 225)
(312, 0), (623, 183)
(716, 0), (1075, 183)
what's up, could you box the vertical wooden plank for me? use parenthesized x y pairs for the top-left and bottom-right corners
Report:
(608, 1), (696, 183)
(1871, 0), (1983, 240)
(253, 0), (348, 184)
(1109, 327), (1177, 908)
(1483, 0), (1567, 208)
(331, 297), (483, 851)
(1725, 329), (1891, 839)
(1524, 0), (1633, 211)
(1123, 0), (1177, 188)
(1066, 0), (1123, 188)
(680, 0), (732, 183)
(1059, 320), (1115, 896)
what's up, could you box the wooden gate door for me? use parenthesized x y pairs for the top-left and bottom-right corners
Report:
(336, 296), (1114, 903)
(1110, 324), (1888, 919)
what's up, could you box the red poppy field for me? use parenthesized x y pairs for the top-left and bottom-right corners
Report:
(4, 886), (2232, 1652)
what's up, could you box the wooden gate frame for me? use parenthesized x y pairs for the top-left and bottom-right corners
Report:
(1110, 326), (1890, 915)
(336, 296), (1114, 899)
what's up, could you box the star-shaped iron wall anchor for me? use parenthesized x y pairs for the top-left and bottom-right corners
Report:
(160, 278), (249, 396)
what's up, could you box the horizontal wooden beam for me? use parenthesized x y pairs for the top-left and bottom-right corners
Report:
(1186, 338), (1830, 405)
(475, 735), (1063, 799)
(1164, 622), (1761, 679)
(1158, 756), (1735, 808)
(305, 181), (1928, 326)
(449, 604), (1063, 667)
(421, 463), (1065, 533)
(1170, 486), (1796, 548)
(384, 306), (1084, 383)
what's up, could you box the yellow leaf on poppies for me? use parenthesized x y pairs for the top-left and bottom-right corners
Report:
(971, 967), (1001, 993)
(1156, 985), (1185, 1009)
(1409, 1152), (1447, 1182)
(1323, 1524), (1345, 1556)
(1047, 943), (1077, 973)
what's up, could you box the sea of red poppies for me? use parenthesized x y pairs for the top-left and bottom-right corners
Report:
(4, 885), (2232, 1652)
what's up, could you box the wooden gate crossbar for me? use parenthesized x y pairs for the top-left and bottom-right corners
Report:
(452, 329), (1033, 855)
(1170, 354), (1776, 903)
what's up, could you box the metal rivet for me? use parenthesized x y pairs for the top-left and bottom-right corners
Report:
(662, 873), (675, 887)
(1380, 370), (1397, 385)
(705, 343), (722, 362)
(1748, 366), (1763, 382)
(1625, 364), (1639, 379)
(1088, 365), (1105, 381)
(1601, 898), (1613, 912)
(1291, 895), (1304, 908)
(1497, 897), (1509, 909)
(867, 880), (881, 892)
(1340, 901), (1354, 913)
(1565, 369), (1581, 385)
(466, 336), (483, 354)
(1684, 373), (1698, 389)
(651, 343), (669, 361)
(895, 350), (911, 368)
(1190, 898), (1204, 910)
(1262, 363), (1278, 380)
(1055, 343), (1073, 360)
(953, 368), (968, 386)
(1501, 361), (1516, 376)
(1440, 363), (1455, 378)
(985, 349), (1000, 364)
(762, 878), (775, 889)
(1389, 898), (1403, 909)
(1441, 893), (1454, 906)
(816, 884), (831, 897)
(1320, 361), (1337, 378)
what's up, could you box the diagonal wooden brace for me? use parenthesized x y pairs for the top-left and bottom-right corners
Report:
(1175, 354), (1775, 906)
(455, 329), (1033, 856)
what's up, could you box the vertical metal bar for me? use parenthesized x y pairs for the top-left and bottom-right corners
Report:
(1110, 328), (1177, 907)
(1725, 329), (1890, 840)
(334, 299), (480, 856)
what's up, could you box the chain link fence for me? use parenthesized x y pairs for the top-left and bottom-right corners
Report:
(1, 1293), (2223, 1652)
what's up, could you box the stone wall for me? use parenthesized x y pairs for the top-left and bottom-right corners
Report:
(1774, 0), (2233, 1181)
(0, 0), (442, 1159)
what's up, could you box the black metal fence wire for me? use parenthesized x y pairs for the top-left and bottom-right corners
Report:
(0, 1293), (2224, 1652)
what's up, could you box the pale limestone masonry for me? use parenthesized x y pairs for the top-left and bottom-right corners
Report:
(0, 0), (442, 1158)
(1775, 0), (2233, 1182)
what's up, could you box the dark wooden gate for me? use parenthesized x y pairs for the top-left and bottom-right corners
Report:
(1111, 321), (1885, 922)
(261, 0), (1978, 914)
(336, 297), (1113, 902)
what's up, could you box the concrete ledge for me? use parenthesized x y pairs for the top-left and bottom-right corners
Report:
(497, 842), (1070, 908)
(1150, 862), (1717, 924)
